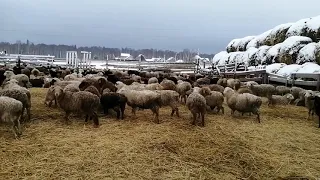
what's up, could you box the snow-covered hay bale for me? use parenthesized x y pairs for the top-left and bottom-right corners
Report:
(227, 52), (249, 66)
(286, 15), (320, 42)
(216, 52), (231, 66)
(276, 64), (301, 78)
(212, 51), (229, 65)
(250, 46), (271, 65)
(265, 23), (293, 46)
(246, 29), (273, 49)
(296, 42), (320, 65)
(278, 36), (313, 64)
(266, 63), (287, 74)
(265, 43), (283, 64)
(226, 36), (255, 52)
(295, 62), (320, 75)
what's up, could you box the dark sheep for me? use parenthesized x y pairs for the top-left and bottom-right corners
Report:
(121, 78), (135, 85)
(0, 69), (6, 86)
(313, 96), (320, 128)
(167, 77), (178, 84)
(29, 78), (44, 88)
(128, 70), (140, 76)
(107, 74), (120, 84)
(79, 77), (117, 94)
(100, 92), (127, 119)
(22, 68), (31, 78)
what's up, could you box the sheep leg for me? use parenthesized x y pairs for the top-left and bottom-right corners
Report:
(175, 107), (180, 117)
(151, 106), (160, 124)
(120, 105), (126, 120)
(48, 101), (52, 107)
(20, 107), (25, 123)
(191, 113), (196, 125)
(318, 116), (320, 128)
(65, 111), (71, 125)
(132, 107), (137, 117)
(103, 107), (109, 115)
(170, 109), (175, 117)
(91, 112), (99, 128)
(252, 109), (260, 123)
(11, 122), (19, 139)
(231, 109), (235, 116)
(308, 109), (312, 120)
(27, 107), (31, 121)
(13, 117), (22, 137)
(201, 112), (205, 127)
(114, 107), (121, 119)
(221, 106), (224, 114)
(85, 115), (89, 122)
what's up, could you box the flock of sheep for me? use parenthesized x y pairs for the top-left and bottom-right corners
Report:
(1, 67), (320, 139)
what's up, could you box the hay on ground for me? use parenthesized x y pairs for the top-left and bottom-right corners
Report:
(0, 88), (319, 179)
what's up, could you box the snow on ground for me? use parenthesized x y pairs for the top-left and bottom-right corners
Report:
(246, 29), (273, 49)
(266, 63), (286, 74)
(296, 42), (320, 64)
(279, 36), (312, 55)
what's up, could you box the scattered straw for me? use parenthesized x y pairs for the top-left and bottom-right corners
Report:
(0, 88), (319, 179)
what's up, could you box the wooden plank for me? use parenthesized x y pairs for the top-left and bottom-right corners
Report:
(222, 69), (266, 76)
(291, 73), (320, 80)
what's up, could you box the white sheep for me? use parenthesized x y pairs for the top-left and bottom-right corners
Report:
(154, 90), (180, 117)
(0, 96), (23, 138)
(119, 89), (162, 123)
(186, 87), (211, 126)
(176, 81), (192, 104)
(4, 71), (30, 88)
(275, 86), (291, 95)
(205, 91), (224, 114)
(148, 77), (159, 84)
(224, 87), (262, 123)
(269, 93), (295, 106)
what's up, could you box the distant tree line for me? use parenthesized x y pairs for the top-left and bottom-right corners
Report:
(0, 40), (215, 61)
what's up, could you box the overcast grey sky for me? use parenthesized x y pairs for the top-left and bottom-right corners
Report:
(1, 0), (320, 53)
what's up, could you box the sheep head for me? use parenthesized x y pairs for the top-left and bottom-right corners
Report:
(199, 87), (211, 97)
(4, 71), (14, 79)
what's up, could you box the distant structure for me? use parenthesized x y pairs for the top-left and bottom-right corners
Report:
(66, 51), (78, 68)
(80, 51), (92, 68)
(66, 51), (92, 68)
(115, 53), (135, 61)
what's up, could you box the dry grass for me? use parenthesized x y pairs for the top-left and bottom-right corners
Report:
(1, 88), (320, 180)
